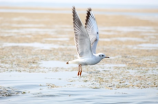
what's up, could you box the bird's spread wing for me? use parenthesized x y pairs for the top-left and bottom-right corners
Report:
(72, 7), (93, 58)
(85, 8), (99, 54)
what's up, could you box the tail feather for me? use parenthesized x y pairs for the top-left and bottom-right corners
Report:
(66, 60), (77, 64)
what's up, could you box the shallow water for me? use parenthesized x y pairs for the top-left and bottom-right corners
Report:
(40, 61), (77, 68)
(100, 38), (145, 42)
(0, 72), (158, 104)
(1, 28), (56, 34)
(1, 88), (158, 104)
(2, 43), (75, 49)
(43, 38), (69, 41)
(99, 26), (156, 32)
(138, 44), (158, 49)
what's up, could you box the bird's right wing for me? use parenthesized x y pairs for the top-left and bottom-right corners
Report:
(72, 7), (93, 58)
(85, 8), (99, 54)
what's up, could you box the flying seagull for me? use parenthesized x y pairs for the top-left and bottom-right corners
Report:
(66, 7), (109, 76)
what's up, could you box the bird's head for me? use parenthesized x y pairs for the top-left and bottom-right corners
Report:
(97, 53), (109, 59)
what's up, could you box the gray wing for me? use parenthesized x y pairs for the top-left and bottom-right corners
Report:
(85, 8), (99, 54)
(72, 7), (93, 58)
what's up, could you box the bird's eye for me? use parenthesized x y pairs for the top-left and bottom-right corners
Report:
(102, 55), (104, 57)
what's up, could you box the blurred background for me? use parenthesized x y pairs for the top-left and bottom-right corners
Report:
(0, 0), (158, 103)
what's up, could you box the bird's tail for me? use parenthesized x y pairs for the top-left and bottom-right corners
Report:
(66, 60), (77, 64)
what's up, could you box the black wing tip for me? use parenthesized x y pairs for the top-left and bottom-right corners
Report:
(72, 6), (76, 14)
(72, 6), (76, 20)
(87, 8), (92, 12)
(72, 6), (77, 33)
(72, 6), (75, 10)
(85, 8), (92, 27)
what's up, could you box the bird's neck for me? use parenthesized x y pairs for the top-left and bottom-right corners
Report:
(94, 54), (102, 62)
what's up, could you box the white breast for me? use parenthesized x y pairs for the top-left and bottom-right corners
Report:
(79, 55), (101, 65)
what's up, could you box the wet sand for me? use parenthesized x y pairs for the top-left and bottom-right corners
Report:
(0, 7), (158, 103)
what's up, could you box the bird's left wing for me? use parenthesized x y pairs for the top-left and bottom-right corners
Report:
(73, 7), (93, 58)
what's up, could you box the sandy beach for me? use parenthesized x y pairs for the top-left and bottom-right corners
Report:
(0, 6), (158, 103)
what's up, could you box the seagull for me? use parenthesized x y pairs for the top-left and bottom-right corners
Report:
(66, 7), (109, 76)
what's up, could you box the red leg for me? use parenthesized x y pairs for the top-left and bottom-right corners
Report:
(79, 65), (82, 76)
(78, 65), (80, 76)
